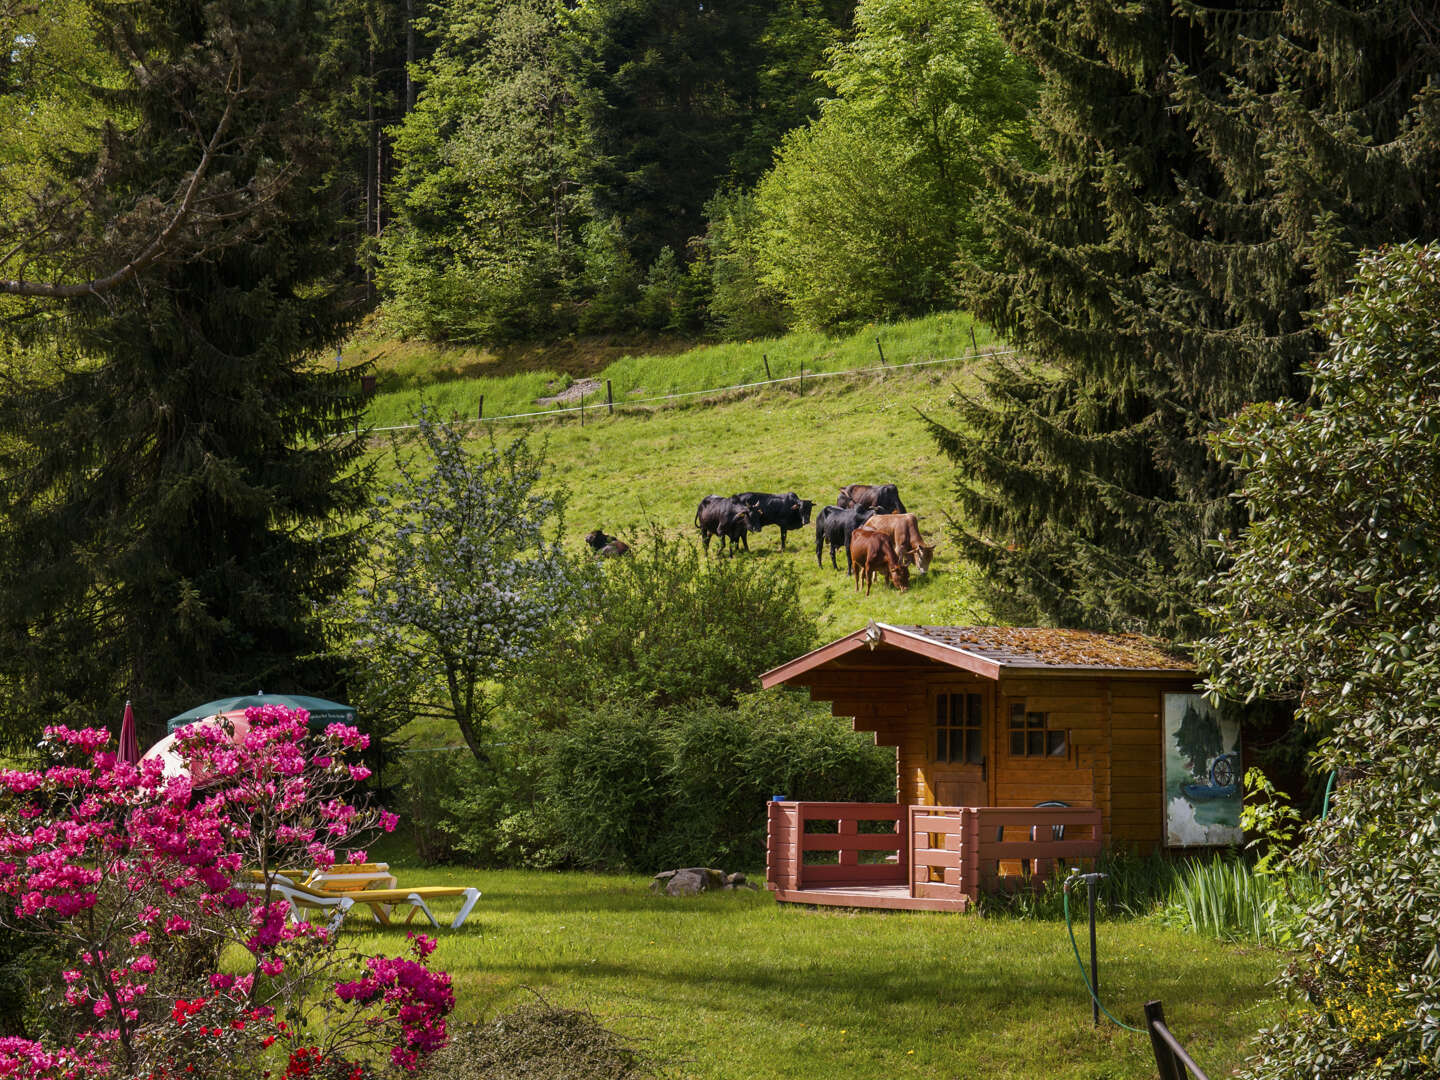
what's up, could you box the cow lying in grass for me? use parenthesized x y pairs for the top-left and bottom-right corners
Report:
(584, 529), (630, 557)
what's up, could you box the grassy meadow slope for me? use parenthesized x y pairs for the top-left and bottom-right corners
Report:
(356, 313), (999, 632)
(353, 311), (997, 429)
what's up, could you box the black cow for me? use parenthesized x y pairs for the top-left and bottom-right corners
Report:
(836, 483), (907, 515)
(732, 491), (814, 551)
(814, 505), (877, 570)
(584, 528), (630, 558)
(694, 495), (759, 554)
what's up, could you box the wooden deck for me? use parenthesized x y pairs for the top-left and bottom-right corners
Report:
(769, 883), (970, 912)
(766, 800), (1102, 912)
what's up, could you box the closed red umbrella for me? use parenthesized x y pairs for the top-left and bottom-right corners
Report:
(117, 700), (140, 766)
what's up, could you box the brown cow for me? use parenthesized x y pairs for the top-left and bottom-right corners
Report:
(848, 529), (910, 595)
(857, 513), (936, 573)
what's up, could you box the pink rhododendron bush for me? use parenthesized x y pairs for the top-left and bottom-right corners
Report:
(0, 706), (453, 1079)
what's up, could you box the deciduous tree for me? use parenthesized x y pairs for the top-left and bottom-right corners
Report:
(337, 412), (570, 762)
(1203, 242), (1440, 1080)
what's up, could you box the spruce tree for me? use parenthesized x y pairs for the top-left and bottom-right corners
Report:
(929, 1), (1440, 640)
(0, 0), (370, 752)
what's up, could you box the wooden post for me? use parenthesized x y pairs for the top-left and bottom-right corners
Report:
(969, 325), (979, 352)
(876, 337), (887, 365)
(960, 808), (980, 903)
(606, 380), (613, 414)
(1145, 1002), (1185, 1080)
(763, 354), (772, 380)
(799, 360), (805, 391)
(477, 395), (484, 420)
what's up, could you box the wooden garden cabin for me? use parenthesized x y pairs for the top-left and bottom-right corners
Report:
(761, 623), (1198, 911)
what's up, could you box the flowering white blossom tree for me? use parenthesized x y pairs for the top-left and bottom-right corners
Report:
(341, 410), (571, 761)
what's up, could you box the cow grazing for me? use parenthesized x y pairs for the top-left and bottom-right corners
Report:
(836, 483), (907, 515)
(694, 495), (759, 554)
(732, 491), (814, 551)
(584, 528), (630, 558)
(814, 505), (876, 571)
(848, 529), (910, 595)
(856, 513), (936, 572)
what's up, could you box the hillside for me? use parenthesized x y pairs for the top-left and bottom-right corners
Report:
(353, 315), (996, 635)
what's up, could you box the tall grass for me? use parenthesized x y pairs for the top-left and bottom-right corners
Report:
(982, 847), (1183, 921)
(1162, 855), (1316, 946)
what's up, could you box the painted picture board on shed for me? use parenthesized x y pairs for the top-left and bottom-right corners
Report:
(1163, 692), (1243, 847)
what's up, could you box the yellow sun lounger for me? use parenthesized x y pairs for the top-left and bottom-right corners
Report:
(246, 869), (481, 930)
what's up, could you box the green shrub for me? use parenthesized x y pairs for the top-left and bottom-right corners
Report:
(392, 747), (519, 867)
(508, 533), (819, 723)
(536, 691), (895, 872)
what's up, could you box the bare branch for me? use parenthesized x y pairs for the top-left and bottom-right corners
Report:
(0, 62), (242, 299)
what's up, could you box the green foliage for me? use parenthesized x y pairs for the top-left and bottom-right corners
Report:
(576, 217), (642, 334)
(1158, 855), (1315, 949)
(532, 691), (895, 872)
(378, 0), (847, 344)
(336, 411), (570, 762)
(932, 0), (1440, 640)
(510, 531), (818, 721)
(0, 0), (371, 753)
(753, 0), (1038, 330)
(567, 0), (836, 268)
(1202, 243), (1440, 1079)
(379, 0), (580, 344)
(1239, 768), (1302, 877)
(700, 189), (791, 340)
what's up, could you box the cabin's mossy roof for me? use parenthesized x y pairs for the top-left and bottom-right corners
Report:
(761, 623), (1193, 686)
(888, 625), (1192, 672)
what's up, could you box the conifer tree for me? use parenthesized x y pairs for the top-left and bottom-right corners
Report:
(0, 0), (371, 751)
(929, 1), (1440, 639)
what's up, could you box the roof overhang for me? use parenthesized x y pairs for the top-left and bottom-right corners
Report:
(760, 622), (1194, 688)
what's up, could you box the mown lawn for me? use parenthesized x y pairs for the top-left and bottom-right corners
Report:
(343, 864), (1280, 1080)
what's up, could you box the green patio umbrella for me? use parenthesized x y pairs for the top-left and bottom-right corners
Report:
(166, 692), (356, 734)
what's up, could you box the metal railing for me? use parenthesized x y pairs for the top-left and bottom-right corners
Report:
(1145, 1001), (1211, 1080)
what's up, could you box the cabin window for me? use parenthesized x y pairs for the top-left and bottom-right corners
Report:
(1008, 703), (1067, 758)
(935, 692), (985, 764)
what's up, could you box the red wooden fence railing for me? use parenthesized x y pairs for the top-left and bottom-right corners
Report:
(768, 802), (1101, 906)
(766, 801), (907, 892)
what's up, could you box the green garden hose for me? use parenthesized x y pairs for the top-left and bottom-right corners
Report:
(1062, 882), (1143, 1033)
(1321, 769), (1336, 820)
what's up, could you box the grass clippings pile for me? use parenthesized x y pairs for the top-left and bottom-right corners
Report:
(429, 999), (665, 1080)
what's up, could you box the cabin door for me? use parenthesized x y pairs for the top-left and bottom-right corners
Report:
(929, 687), (991, 808)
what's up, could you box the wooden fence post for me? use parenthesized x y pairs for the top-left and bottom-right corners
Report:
(1146, 1001), (1185, 1080)
(969, 325), (979, 352)
(477, 395), (484, 420)
(876, 337), (887, 365)
(606, 379), (613, 414)
(763, 354), (772, 380)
